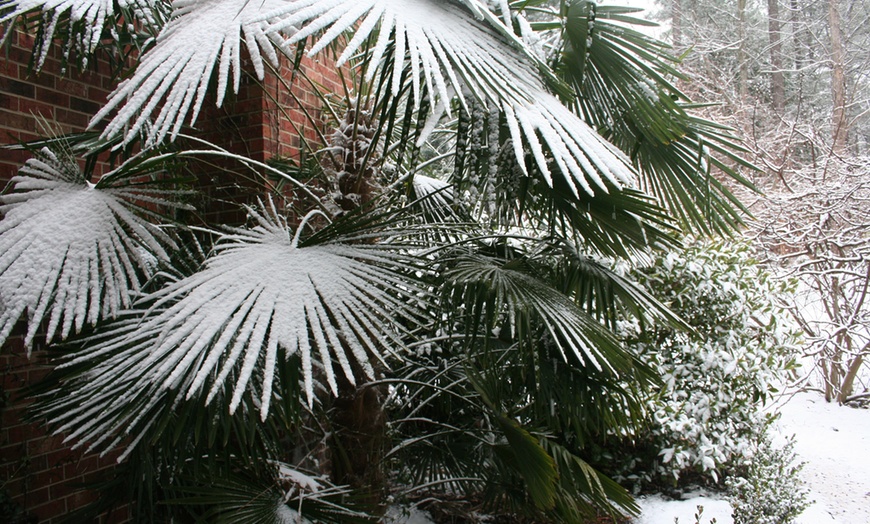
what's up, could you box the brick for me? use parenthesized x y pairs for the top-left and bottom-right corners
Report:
(0, 77), (35, 98)
(17, 98), (54, 118)
(70, 488), (98, 507)
(0, 112), (37, 134)
(69, 96), (100, 115)
(30, 496), (65, 520)
(0, 59), (17, 77)
(56, 79), (88, 98)
(18, 489), (50, 513)
(54, 107), (90, 129)
(29, 71), (55, 89)
(88, 86), (111, 103)
(0, 93), (17, 111)
(32, 86), (68, 108)
(30, 465), (66, 490)
(5, 45), (32, 66)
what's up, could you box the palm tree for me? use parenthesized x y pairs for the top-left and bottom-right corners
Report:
(0, 0), (754, 521)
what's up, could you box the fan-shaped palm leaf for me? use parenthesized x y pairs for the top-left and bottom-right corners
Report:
(90, 0), (636, 197)
(0, 0), (164, 70)
(0, 142), (185, 350)
(92, 0), (294, 144)
(542, 2), (756, 234)
(444, 252), (633, 372)
(170, 464), (374, 523)
(43, 202), (428, 456)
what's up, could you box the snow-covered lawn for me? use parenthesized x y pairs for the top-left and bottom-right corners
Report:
(778, 392), (870, 524)
(635, 391), (870, 524)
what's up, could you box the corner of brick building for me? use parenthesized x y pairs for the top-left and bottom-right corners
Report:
(1, 29), (345, 523)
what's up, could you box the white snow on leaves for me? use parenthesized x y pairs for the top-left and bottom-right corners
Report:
(92, 0), (634, 194)
(56, 205), (426, 428)
(92, 0), (294, 145)
(0, 147), (175, 350)
(0, 0), (155, 69)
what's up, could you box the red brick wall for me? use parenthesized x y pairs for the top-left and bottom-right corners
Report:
(1, 333), (131, 523)
(0, 30), (131, 524)
(0, 31), (114, 181)
(0, 27), (346, 523)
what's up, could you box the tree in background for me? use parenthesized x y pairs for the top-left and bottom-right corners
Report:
(654, 0), (870, 403)
(0, 0), (753, 521)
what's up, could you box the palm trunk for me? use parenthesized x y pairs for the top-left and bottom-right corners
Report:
(323, 104), (388, 510)
(331, 373), (388, 507)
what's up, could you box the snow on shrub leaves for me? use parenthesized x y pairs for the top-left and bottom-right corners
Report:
(726, 434), (810, 524)
(612, 241), (801, 487)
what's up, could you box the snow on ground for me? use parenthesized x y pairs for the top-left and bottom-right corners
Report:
(635, 491), (733, 524)
(635, 391), (870, 524)
(777, 392), (870, 524)
(384, 505), (437, 524)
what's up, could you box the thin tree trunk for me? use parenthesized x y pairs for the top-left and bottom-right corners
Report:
(738, 0), (749, 99)
(672, 0), (683, 47)
(768, 0), (785, 112)
(828, 0), (848, 154)
(840, 355), (865, 403)
(790, 0), (807, 85)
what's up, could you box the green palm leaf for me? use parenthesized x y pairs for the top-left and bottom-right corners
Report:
(543, 1), (756, 234)
(0, 141), (187, 350)
(444, 252), (632, 371)
(35, 202), (429, 458)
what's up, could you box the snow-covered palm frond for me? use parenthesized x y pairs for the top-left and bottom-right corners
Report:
(0, 0), (162, 69)
(410, 174), (457, 223)
(271, 0), (636, 195)
(0, 145), (183, 350)
(92, 0), (293, 144)
(49, 203), (427, 446)
(95, 0), (634, 195)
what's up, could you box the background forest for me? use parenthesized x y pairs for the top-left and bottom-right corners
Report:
(0, 0), (866, 523)
(657, 0), (870, 405)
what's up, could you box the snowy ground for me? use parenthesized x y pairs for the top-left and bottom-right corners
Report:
(635, 391), (870, 524)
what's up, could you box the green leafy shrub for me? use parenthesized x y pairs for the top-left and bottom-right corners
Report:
(726, 435), (811, 524)
(605, 241), (801, 488)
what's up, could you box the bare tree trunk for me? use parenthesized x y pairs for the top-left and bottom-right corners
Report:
(672, 0), (683, 47)
(840, 354), (865, 403)
(828, 0), (848, 154)
(790, 0), (806, 76)
(767, 0), (785, 112)
(738, 0), (749, 99)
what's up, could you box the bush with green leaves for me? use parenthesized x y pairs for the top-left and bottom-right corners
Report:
(606, 241), (801, 488)
(726, 434), (810, 524)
